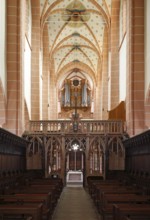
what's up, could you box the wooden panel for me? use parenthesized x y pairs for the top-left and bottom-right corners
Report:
(108, 101), (126, 121)
(0, 154), (26, 171)
(124, 129), (150, 173)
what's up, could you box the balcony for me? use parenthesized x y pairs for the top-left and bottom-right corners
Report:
(24, 120), (125, 135)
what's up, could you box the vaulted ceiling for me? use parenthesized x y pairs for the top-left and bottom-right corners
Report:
(40, 0), (111, 86)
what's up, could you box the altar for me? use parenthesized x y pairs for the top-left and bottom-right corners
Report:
(66, 171), (83, 187)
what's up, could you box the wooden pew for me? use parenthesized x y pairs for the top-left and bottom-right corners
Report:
(113, 204), (150, 220)
(0, 216), (32, 220)
(122, 216), (150, 220)
(0, 193), (51, 220)
(0, 193), (50, 205)
(14, 186), (58, 209)
(87, 176), (150, 220)
(31, 179), (63, 195)
(100, 193), (150, 220)
(88, 179), (136, 199)
(12, 182), (59, 214)
(102, 193), (149, 205)
(91, 183), (122, 203)
(0, 203), (42, 220)
(17, 191), (53, 217)
(94, 184), (141, 208)
(87, 178), (150, 220)
(0, 175), (63, 219)
(88, 180), (119, 198)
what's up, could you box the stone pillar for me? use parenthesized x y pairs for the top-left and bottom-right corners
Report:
(5, 0), (25, 135)
(42, 25), (49, 120)
(126, 0), (145, 135)
(49, 58), (57, 119)
(102, 28), (109, 119)
(110, 0), (120, 109)
(94, 60), (102, 119)
(31, 0), (40, 120)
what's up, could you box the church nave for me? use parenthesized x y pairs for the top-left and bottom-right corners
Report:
(52, 187), (100, 220)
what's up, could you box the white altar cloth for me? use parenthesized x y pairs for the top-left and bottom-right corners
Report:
(66, 171), (83, 187)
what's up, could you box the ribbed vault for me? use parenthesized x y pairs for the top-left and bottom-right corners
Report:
(40, 0), (112, 118)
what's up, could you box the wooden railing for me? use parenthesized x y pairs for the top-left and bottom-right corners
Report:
(25, 120), (125, 134)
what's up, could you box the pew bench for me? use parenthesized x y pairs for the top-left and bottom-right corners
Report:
(113, 204), (150, 220)
(123, 216), (150, 220)
(0, 177), (63, 219)
(100, 194), (150, 220)
(12, 184), (58, 214)
(88, 180), (120, 198)
(16, 192), (53, 218)
(16, 187), (57, 210)
(0, 203), (42, 220)
(30, 181), (63, 196)
(0, 194), (51, 220)
(0, 216), (32, 220)
(94, 185), (141, 208)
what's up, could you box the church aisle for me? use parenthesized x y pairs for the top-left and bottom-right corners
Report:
(52, 187), (101, 220)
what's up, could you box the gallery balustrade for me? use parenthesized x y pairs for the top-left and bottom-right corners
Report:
(25, 120), (125, 134)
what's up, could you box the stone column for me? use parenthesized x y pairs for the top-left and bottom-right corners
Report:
(126, 0), (145, 135)
(31, 0), (40, 120)
(102, 28), (109, 119)
(42, 25), (49, 119)
(49, 58), (57, 119)
(5, 0), (25, 135)
(94, 60), (102, 119)
(110, 0), (120, 109)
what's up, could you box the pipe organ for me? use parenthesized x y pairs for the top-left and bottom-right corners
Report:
(61, 79), (91, 108)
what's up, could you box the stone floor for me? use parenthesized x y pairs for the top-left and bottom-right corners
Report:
(52, 187), (101, 220)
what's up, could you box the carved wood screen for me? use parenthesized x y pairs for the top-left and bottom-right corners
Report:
(24, 131), (125, 180)
(65, 136), (86, 172)
(45, 136), (62, 176)
(108, 136), (125, 170)
(26, 136), (44, 170)
(89, 136), (104, 175)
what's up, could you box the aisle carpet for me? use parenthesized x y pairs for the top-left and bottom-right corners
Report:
(52, 187), (101, 220)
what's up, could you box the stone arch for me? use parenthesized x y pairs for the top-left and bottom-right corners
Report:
(56, 62), (96, 87)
